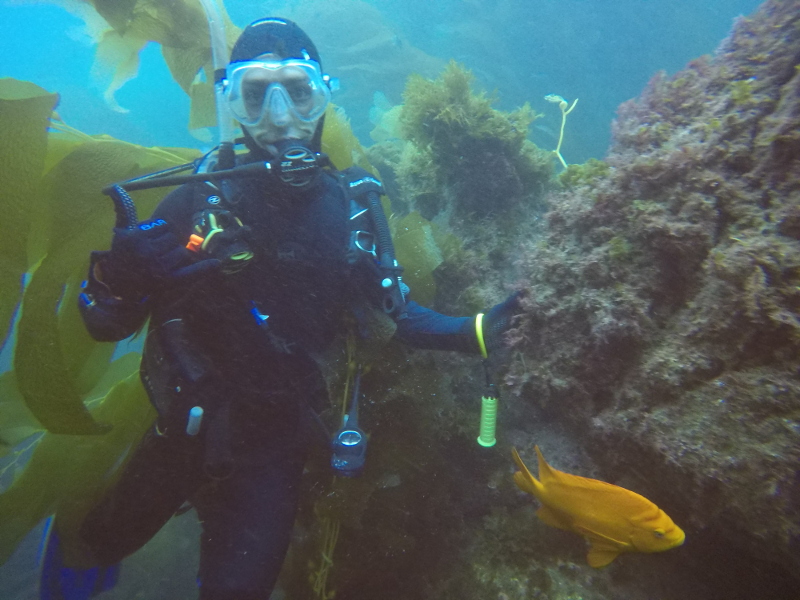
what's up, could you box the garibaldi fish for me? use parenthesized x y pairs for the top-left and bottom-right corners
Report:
(512, 446), (685, 567)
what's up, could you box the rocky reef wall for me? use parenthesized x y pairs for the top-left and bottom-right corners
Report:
(321, 1), (800, 599)
(503, 0), (800, 583)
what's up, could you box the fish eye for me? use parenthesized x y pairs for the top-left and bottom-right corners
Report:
(653, 529), (665, 538)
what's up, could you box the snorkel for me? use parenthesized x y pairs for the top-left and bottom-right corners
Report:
(198, 0), (236, 170)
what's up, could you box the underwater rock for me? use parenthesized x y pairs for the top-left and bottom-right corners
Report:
(328, 4), (800, 590)
(504, 0), (800, 583)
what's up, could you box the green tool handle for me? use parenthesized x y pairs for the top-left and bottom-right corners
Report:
(477, 394), (498, 447)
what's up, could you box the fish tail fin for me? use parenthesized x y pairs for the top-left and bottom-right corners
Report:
(511, 447), (545, 499)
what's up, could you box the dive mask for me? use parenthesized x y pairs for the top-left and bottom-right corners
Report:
(224, 58), (337, 128)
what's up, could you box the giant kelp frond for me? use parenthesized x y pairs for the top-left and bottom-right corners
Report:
(0, 79), (58, 355)
(0, 75), (201, 440)
(56, 0), (240, 128)
(321, 104), (375, 173)
(9, 122), (199, 435)
(0, 76), (204, 566)
(0, 354), (154, 567)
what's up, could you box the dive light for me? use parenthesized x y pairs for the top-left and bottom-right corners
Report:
(331, 368), (367, 477)
(475, 313), (498, 447)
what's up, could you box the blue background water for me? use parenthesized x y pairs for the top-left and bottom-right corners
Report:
(1, 0), (763, 163)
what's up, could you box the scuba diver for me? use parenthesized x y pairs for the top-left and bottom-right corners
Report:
(41, 17), (521, 600)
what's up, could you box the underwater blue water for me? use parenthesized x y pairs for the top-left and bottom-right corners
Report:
(1, 0), (764, 162)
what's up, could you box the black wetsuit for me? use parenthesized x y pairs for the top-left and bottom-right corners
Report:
(78, 165), (478, 600)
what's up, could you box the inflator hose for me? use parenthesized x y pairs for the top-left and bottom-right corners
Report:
(365, 191), (394, 264)
(365, 191), (405, 317)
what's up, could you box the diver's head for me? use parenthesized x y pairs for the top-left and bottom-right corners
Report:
(225, 18), (335, 156)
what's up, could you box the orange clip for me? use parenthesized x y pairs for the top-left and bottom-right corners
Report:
(186, 234), (205, 253)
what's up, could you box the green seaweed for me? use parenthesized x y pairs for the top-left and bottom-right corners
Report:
(607, 235), (633, 261)
(729, 78), (754, 105)
(558, 159), (610, 189)
(400, 60), (537, 171)
(397, 61), (552, 220)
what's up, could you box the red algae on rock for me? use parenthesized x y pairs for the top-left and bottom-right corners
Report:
(506, 0), (800, 579)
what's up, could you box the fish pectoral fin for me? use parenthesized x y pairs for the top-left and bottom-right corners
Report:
(536, 506), (572, 531)
(579, 526), (630, 568)
(576, 525), (628, 548)
(586, 545), (620, 568)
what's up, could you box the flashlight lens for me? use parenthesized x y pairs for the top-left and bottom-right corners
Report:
(338, 430), (362, 446)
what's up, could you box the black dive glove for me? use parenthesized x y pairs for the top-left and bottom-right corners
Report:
(101, 219), (220, 301)
(478, 291), (524, 357)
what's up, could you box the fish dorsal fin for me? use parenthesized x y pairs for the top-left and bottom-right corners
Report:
(511, 447), (545, 499)
(535, 446), (655, 511)
(536, 445), (604, 488)
(586, 546), (620, 568)
(534, 445), (560, 483)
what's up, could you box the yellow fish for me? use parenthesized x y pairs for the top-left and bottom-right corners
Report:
(511, 446), (685, 567)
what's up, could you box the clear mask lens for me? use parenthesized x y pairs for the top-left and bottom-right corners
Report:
(224, 59), (332, 127)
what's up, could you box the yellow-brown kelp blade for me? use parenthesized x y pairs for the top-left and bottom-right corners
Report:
(0, 354), (154, 566)
(0, 371), (42, 457)
(0, 79), (57, 350)
(13, 138), (195, 434)
(61, 0), (240, 131)
(391, 212), (460, 307)
(322, 104), (374, 172)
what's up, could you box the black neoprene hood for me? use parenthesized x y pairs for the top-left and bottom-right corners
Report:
(229, 17), (326, 156)
(230, 18), (322, 67)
